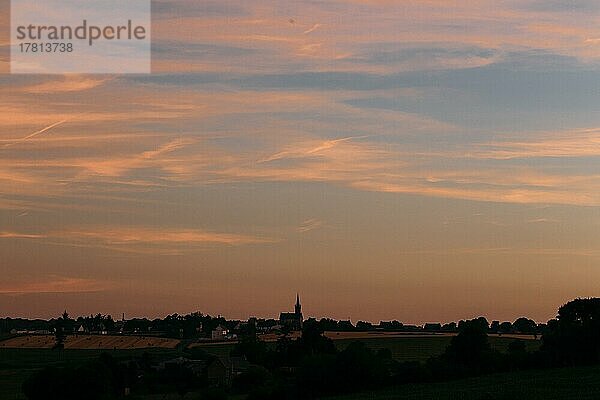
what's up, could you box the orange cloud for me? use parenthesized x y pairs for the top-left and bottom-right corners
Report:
(0, 227), (277, 255)
(0, 277), (111, 295)
(59, 227), (275, 246)
(24, 76), (112, 94)
(0, 232), (45, 239)
(297, 219), (324, 233)
(472, 128), (600, 159)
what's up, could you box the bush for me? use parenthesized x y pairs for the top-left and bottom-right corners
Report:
(232, 366), (271, 393)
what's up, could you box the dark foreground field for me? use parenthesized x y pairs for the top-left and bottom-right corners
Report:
(0, 335), (550, 400)
(0, 347), (180, 400)
(327, 365), (600, 400)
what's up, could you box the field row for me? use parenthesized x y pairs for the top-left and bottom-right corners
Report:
(0, 335), (180, 350)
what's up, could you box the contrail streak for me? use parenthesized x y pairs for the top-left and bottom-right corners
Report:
(304, 24), (321, 34)
(3, 119), (68, 148)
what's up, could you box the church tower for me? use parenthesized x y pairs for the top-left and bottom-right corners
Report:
(295, 293), (302, 315)
(280, 294), (303, 331)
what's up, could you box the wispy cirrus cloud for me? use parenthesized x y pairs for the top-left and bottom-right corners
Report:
(297, 219), (323, 233)
(0, 232), (45, 239)
(146, 0), (600, 76)
(1, 121), (599, 207)
(0, 227), (277, 255)
(2, 120), (68, 148)
(61, 227), (275, 246)
(472, 128), (600, 159)
(24, 76), (112, 94)
(0, 277), (111, 295)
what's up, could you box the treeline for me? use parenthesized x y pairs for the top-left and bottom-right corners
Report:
(2, 312), (232, 339)
(313, 316), (543, 335)
(228, 298), (600, 398)
(19, 298), (600, 399)
(1, 313), (543, 338)
(0, 318), (51, 333)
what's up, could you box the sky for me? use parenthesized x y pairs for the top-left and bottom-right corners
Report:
(0, 0), (599, 324)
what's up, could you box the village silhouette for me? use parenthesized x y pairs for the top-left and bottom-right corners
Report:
(2, 296), (600, 399)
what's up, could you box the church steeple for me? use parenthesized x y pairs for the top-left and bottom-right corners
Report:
(295, 293), (301, 315)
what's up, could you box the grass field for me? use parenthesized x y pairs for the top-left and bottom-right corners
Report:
(325, 365), (600, 400)
(189, 335), (540, 363)
(333, 336), (539, 362)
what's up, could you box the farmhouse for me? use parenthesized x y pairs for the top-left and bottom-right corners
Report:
(211, 325), (228, 341)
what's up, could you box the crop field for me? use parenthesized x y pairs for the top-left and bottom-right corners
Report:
(326, 365), (600, 400)
(189, 334), (540, 363)
(0, 334), (540, 399)
(0, 335), (180, 350)
(188, 341), (238, 358)
(333, 335), (540, 362)
(0, 334), (181, 398)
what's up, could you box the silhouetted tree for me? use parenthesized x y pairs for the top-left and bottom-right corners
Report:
(490, 321), (500, 333)
(380, 320), (404, 331)
(499, 321), (513, 334)
(356, 321), (374, 331)
(334, 342), (390, 390)
(53, 311), (69, 350)
(441, 322), (457, 332)
(231, 322), (267, 365)
(337, 320), (354, 331)
(513, 317), (537, 334)
(542, 298), (600, 365)
(424, 323), (442, 332)
(297, 318), (336, 356)
(318, 318), (340, 331)
(443, 318), (492, 367)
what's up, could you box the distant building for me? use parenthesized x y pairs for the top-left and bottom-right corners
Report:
(279, 294), (303, 331)
(155, 357), (208, 378)
(152, 355), (245, 387)
(211, 325), (228, 341)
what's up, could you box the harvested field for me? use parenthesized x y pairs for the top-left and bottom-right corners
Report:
(0, 335), (180, 349)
